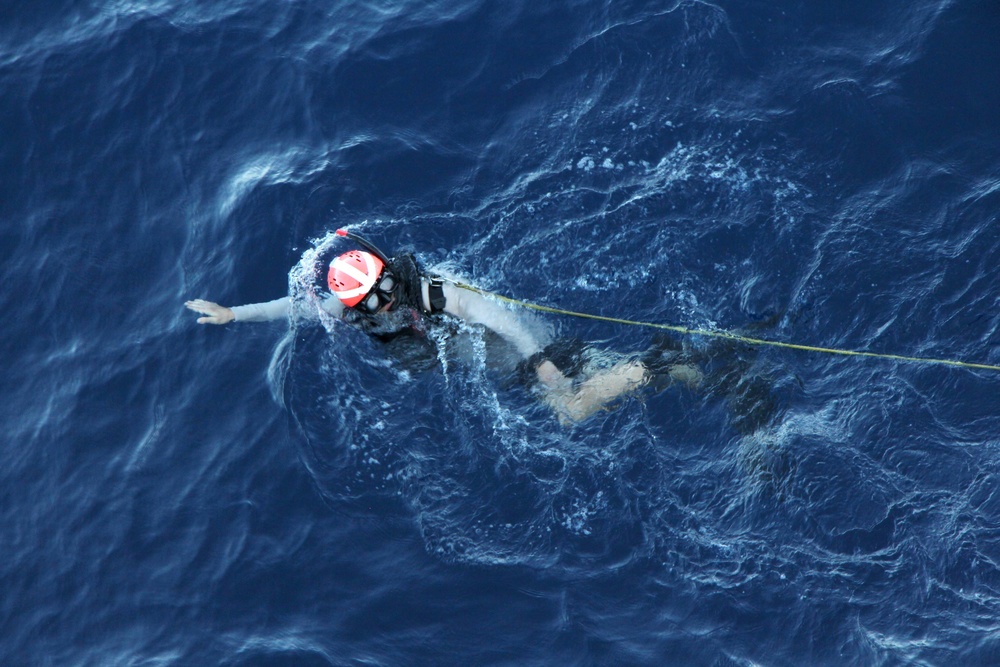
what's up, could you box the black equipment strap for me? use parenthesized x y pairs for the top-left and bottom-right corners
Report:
(427, 278), (447, 314)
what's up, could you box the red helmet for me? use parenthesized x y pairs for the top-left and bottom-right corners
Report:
(327, 250), (385, 307)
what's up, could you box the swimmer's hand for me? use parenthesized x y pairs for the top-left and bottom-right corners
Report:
(185, 299), (235, 325)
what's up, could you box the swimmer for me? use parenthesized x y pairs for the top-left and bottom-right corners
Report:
(186, 229), (703, 424)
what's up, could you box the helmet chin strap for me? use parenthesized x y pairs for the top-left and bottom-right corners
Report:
(336, 228), (392, 266)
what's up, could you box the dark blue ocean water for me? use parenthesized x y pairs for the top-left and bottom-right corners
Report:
(4, 1), (1000, 665)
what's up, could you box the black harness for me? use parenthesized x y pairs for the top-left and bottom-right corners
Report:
(428, 277), (446, 314)
(385, 252), (446, 316)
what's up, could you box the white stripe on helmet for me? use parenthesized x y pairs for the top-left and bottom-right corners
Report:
(331, 254), (378, 299)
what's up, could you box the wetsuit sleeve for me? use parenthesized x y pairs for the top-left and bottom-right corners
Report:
(440, 282), (543, 358)
(318, 294), (345, 318)
(231, 294), (345, 322)
(231, 297), (291, 322)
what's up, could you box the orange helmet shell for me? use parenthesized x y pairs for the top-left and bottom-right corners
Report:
(327, 250), (385, 307)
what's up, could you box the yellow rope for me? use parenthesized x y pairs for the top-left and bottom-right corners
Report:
(452, 282), (1000, 373)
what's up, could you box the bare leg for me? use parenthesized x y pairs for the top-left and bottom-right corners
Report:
(536, 360), (647, 425)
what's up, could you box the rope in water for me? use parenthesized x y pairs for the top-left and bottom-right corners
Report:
(452, 281), (1000, 373)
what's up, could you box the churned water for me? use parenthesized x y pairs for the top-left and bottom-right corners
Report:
(3, 1), (1000, 665)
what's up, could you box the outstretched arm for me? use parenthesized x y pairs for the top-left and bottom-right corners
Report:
(185, 297), (292, 324)
(438, 282), (543, 357)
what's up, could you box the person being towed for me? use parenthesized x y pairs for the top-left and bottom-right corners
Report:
(186, 229), (703, 425)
